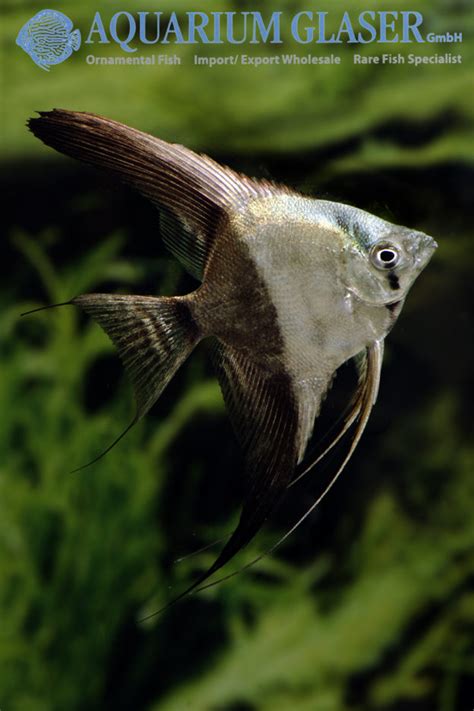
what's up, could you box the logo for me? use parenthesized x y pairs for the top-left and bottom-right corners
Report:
(15, 8), (453, 70)
(16, 9), (81, 71)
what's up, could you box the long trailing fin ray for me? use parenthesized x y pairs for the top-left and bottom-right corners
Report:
(140, 342), (316, 620)
(140, 356), (300, 620)
(174, 376), (364, 563)
(289, 404), (361, 488)
(193, 340), (385, 595)
(21, 301), (73, 316)
(70, 419), (137, 474)
(72, 293), (200, 422)
(22, 294), (201, 471)
(21, 299), (138, 470)
(173, 535), (231, 565)
(290, 344), (383, 487)
(28, 110), (293, 280)
(140, 340), (384, 620)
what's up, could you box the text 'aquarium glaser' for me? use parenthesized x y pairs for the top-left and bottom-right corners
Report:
(25, 110), (437, 613)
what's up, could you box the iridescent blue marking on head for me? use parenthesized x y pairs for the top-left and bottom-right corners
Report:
(329, 201), (437, 305)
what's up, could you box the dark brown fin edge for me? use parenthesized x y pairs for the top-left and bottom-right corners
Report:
(28, 110), (295, 280)
(21, 301), (73, 316)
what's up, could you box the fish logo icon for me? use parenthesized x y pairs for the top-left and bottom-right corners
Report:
(16, 9), (81, 72)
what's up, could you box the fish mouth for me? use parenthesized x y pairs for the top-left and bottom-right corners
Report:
(385, 299), (402, 312)
(404, 233), (437, 252)
(414, 232), (437, 249)
(416, 238), (437, 269)
(420, 234), (438, 256)
(408, 233), (438, 266)
(347, 286), (397, 309)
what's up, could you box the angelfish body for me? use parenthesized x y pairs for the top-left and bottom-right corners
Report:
(28, 110), (437, 599)
(194, 194), (434, 459)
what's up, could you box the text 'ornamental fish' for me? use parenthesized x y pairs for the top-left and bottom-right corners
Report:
(26, 110), (437, 614)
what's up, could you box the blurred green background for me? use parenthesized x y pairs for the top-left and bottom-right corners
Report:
(1, 1), (473, 710)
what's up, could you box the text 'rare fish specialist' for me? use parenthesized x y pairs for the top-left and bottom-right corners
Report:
(27, 110), (437, 615)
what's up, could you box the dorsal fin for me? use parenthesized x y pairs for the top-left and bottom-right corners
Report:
(28, 109), (292, 280)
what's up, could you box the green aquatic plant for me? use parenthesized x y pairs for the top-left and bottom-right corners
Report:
(0, 233), (225, 709)
(1, 216), (472, 710)
(1, 0), (473, 705)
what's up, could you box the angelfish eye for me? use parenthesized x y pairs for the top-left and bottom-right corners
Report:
(370, 243), (401, 270)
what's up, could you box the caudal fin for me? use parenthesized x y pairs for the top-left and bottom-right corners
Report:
(70, 29), (81, 51)
(73, 293), (200, 421)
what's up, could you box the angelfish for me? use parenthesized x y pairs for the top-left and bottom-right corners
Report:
(28, 110), (437, 607)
